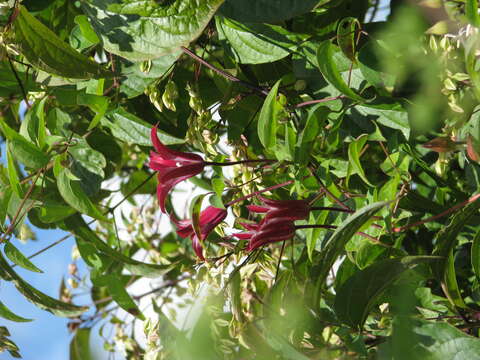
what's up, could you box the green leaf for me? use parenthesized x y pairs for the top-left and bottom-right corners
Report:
(219, 0), (318, 23)
(306, 210), (329, 262)
(74, 15), (100, 44)
(337, 17), (360, 62)
(295, 105), (327, 165)
(105, 275), (145, 320)
(316, 41), (366, 102)
(83, 0), (224, 61)
(411, 320), (480, 360)
(355, 103), (410, 140)
(56, 166), (107, 221)
(0, 300), (32, 322)
(348, 134), (373, 186)
(0, 120), (49, 170)
(102, 107), (183, 146)
(70, 328), (93, 360)
(6, 146), (23, 198)
(258, 79), (282, 151)
(432, 196), (480, 278)
(190, 194), (207, 242)
(0, 252), (88, 317)
(37, 202), (76, 223)
(309, 201), (388, 307)
(14, 6), (112, 79)
(335, 256), (440, 329)
(443, 251), (466, 308)
(215, 16), (297, 64)
(65, 215), (172, 278)
(471, 229), (480, 281)
(466, 0), (480, 27)
(4, 242), (43, 273)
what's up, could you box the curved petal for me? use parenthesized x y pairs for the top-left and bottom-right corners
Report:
(246, 205), (269, 213)
(149, 151), (177, 169)
(239, 222), (260, 231)
(233, 232), (254, 240)
(170, 214), (194, 238)
(191, 235), (205, 261)
(264, 208), (310, 221)
(158, 163), (204, 184)
(151, 126), (204, 162)
(258, 196), (310, 211)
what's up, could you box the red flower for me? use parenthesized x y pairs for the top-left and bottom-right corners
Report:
(234, 218), (296, 251)
(171, 206), (227, 260)
(246, 196), (310, 221)
(149, 127), (205, 212)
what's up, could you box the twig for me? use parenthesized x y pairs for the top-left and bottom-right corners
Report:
(180, 46), (269, 96)
(6, 54), (30, 109)
(295, 95), (347, 108)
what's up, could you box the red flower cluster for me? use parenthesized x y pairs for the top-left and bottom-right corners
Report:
(170, 206), (227, 260)
(149, 126), (205, 213)
(235, 197), (310, 251)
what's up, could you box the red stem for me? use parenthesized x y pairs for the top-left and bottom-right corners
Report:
(205, 159), (276, 166)
(393, 193), (480, 233)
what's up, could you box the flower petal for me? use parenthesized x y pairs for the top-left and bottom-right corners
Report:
(151, 126), (204, 162)
(246, 205), (269, 213)
(191, 235), (205, 261)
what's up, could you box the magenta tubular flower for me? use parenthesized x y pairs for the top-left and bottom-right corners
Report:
(234, 218), (296, 251)
(171, 206), (227, 260)
(149, 127), (205, 212)
(246, 196), (310, 221)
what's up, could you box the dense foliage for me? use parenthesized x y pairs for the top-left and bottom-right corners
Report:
(2, 0), (480, 359)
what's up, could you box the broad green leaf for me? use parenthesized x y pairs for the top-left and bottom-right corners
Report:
(6, 146), (23, 198)
(337, 17), (360, 62)
(65, 215), (172, 278)
(37, 203), (76, 223)
(69, 137), (106, 196)
(348, 134), (373, 186)
(335, 256), (440, 329)
(471, 229), (480, 281)
(56, 167), (107, 221)
(102, 107), (183, 146)
(215, 16), (297, 64)
(14, 6), (112, 79)
(0, 61), (39, 97)
(219, 0), (318, 23)
(70, 328), (93, 360)
(295, 105), (327, 165)
(411, 320), (480, 360)
(0, 252), (87, 317)
(4, 242), (43, 273)
(309, 201), (388, 308)
(0, 300), (32, 322)
(20, 97), (47, 148)
(258, 79), (282, 151)
(0, 186), (12, 228)
(355, 103), (410, 140)
(105, 275), (145, 320)
(317, 41), (366, 102)
(83, 0), (224, 61)
(263, 331), (310, 360)
(0, 120), (49, 170)
(77, 93), (109, 131)
(306, 210), (329, 262)
(466, 0), (480, 27)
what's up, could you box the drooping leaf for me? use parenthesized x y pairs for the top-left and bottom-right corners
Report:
(335, 256), (440, 329)
(105, 275), (145, 320)
(14, 6), (112, 79)
(0, 300), (32, 322)
(4, 242), (43, 273)
(348, 134), (373, 186)
(219, 0), (318, 23)
(102, 107), (183, 146)
(70, 328), (93, 360)
(56, 166), (107, 221)
(466, 0), (480, 27)
(308, 201), (388, 308)
(337, 17), (360, 62)
(0, 252), (88, 317)
(258, 79), (282, 151)
(64, 215), (172, 278)
(82, 0), (224, 61)
(216, 16), (297, 64)
(317, 40), (367, 102)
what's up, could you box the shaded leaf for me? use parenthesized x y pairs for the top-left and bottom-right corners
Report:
(14, 6), (112, 79)
(70, 328), (93, 360)
(83, 0), (224, 61)
(335, 256), (440, 329)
